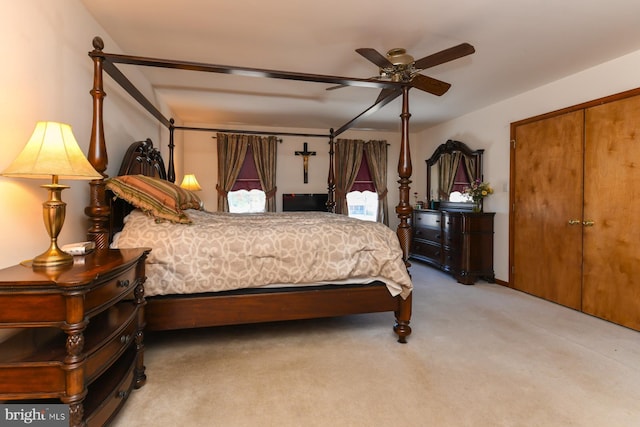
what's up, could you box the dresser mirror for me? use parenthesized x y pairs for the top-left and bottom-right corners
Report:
(426, 139), (483, 210)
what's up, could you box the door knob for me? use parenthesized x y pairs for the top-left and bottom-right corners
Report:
(583, 220), (595, 226)
(568, 219), (581, 225)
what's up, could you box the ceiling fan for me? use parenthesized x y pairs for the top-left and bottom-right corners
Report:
(329, 43), (475, 96)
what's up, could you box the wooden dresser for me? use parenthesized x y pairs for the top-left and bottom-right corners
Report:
(0, 248), (149, 427)
(411, 208), (495, 284)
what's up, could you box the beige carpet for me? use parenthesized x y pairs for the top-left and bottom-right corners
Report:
(111, 263), (640, 426)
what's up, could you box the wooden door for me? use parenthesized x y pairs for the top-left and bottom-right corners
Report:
(583, 95), (640, 330)
(511, 111), (584, 309)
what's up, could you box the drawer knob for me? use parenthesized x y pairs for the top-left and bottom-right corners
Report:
(117, 390), (128, 399)
(120, 334), (131, 344)
(117, 279), (130, 288)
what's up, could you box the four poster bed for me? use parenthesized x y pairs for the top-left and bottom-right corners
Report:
(85, 37), (414, 343)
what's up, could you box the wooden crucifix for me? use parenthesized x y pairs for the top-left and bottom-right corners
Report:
(295, 142), (316, 183)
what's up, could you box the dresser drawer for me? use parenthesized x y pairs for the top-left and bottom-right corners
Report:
(443, 248), (462, 270)
(442, 213), (462, 233)
(411, 240), (442, 261)
(413, 211), (441, 229)
(442, 230), (462, 248)
(413, 226), (441, 243)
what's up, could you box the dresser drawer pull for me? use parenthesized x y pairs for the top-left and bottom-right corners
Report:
(117, 279), (130, 288)
(120, 334), (131, 344)
(117, 390), (128, 399)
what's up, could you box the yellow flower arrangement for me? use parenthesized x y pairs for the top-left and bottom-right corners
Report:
(464, 180), (493, 202)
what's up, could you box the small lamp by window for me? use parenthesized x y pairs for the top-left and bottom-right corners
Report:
(180, 174), (202, 191)
(1, 122), (102, 268)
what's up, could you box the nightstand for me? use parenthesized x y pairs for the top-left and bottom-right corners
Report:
(0, 248), (150, 427)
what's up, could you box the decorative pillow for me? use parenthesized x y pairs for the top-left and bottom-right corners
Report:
(106, 175), (202, 224)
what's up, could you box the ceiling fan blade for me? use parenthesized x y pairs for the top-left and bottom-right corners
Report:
(334, 88), (402, 136)
(326, 75), (381, 91)
(410, 73), (451, 96)
(413, 43), (475, 70)
(356, 48), (394, 68)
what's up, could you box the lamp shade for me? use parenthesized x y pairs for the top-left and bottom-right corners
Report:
(2, 121), (101, 180)
(180, 174), (202, 191)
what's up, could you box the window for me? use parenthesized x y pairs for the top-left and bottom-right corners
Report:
(228, 189), (266, 213)
(347, 191), (378, 221)
(228, 145), (265, 213)
(346, 154), (378, 222)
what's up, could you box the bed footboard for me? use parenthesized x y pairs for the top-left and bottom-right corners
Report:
(145, 283), (411, 343)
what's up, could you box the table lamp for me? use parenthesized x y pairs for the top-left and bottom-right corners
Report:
(1, 121), (102, 268)
(179, 174), (202, 191)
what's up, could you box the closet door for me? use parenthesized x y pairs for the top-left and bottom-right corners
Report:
(583, 95), (640, 330)
(512, 110), (584, 309)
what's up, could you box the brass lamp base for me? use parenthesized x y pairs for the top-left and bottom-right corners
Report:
(32, 245), (74, 268)
(33, 177), (74, 269)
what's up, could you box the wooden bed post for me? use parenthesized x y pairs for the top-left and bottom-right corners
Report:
(85, 37), (110, 249)
(396, 86), (413, 265)
(168, 119), (176, 183)
(393, 85), (413, 343)
(326, 129), (336, 213)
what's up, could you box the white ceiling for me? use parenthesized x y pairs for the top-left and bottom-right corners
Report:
(81, 0), (640, 133)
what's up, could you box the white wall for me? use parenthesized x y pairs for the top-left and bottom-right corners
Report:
(0, 0), (161, 268)
(414, 49), (640, 283)
(180, 123), (415, 230)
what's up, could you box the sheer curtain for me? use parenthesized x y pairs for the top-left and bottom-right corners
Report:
(364, 140), (389, 225)
(335, 138), (364, 215)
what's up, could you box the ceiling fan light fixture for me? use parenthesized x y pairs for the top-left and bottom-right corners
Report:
(386, 48), (414, 66)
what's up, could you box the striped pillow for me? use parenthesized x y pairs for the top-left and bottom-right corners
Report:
(106, 175), (202, 224)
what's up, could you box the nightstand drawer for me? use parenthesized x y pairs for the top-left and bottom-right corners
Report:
(85, 346), (136, 427)
(84, 266), (139, 316)
(85, 302), (138, 384)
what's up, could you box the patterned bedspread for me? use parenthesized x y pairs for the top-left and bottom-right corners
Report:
(112, 209), (412, 298)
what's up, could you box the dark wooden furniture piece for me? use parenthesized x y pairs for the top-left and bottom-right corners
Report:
(0, 248), (149, 427)
(414, 139), (494, 284)
(84, 37), (412, 343)
(411, 209), (495, 284)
